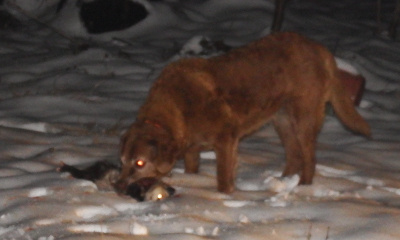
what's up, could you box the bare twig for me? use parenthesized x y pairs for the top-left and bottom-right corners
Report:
(325, 226), (331, 240)
(307, 223), (312, 240)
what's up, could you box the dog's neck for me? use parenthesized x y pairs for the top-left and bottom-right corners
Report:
(137, 97), (187, 148)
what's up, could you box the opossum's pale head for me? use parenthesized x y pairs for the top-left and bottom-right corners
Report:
(124, 177), (176, 201)
(115, 121), (178, 194)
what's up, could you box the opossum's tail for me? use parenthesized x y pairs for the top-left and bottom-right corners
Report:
(326, 57), (371, 138)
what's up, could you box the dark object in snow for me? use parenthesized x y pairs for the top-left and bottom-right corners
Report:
(58, 160), (119, 191)
(79, 0), (148, 34)
(57, 161), (175, 201)
(180, 36), (232, 56)
(126, 177), (176, 201)
(58, 160), (119, 181)
(0, 9), (23, 30)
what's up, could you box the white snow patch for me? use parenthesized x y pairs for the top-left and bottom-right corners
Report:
(28, 187), (51, 198)
(200, 151), (217, 159)
(223, 200), (251, 208)
(37, 236), (54, 240)
(74, 206), (116, 219)
(238, 214), (250, 223)
(0, 226), (15, 235)
(68, 224), (109, 233)
(211, 227), (219, 236)
(184, 227), (194, 234)
(130, 222), (148, 235)
(180, 35), (208, 55)
(35, 219), (59, 226)
(195, 226), (206, 236)
(316, 164), (357, 177)
(313, 187), (341, 198)
(136, 213), (176, 221)
(347, 176), (385, 187)
(0, 120), (62, 133)
(113, 202), (151, 212)
(267, 193), (291, 207)
(382, 187), (400, 196)
(335, 57), (359, 75)
(76, 180), (98, 189)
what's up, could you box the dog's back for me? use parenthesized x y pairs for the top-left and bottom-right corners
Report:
(146, 32), (369, 139)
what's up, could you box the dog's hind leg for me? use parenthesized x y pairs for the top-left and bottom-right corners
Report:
(291, 100), (326, 184)
(274, 97), (326, 184)
(273, 108), (304, 177)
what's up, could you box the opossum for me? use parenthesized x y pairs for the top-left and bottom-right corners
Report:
(57, 160), (175, 201)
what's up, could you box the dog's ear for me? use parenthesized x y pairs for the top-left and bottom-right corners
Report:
(154, 139), (179, 176)
(120, 125), (139, 164)
(120, 131), (128, 155)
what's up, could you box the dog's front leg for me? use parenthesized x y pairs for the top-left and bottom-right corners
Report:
(183, 146), (201, 174)
(214, 135), (239, 193)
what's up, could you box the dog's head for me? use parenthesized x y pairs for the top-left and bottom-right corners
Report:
(115, 121), (178, 194)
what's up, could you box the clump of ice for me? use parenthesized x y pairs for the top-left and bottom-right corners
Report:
(263, 175), (300, 193)
(268, 196), (290, 207)
(211, 227), (219, 236)
(238, 214), (250, 223)
(347, 176), (385, 187)
(316, 164), (356, 177)
(130, 222), (148, 235)
(74, 205), (116, 219)
(184, 226), (210, 236)
(223, 200), (251, 208)
(180, 36), (208, 56)
(335, 57), (359, 75)
(68, 224), (109, 233)
(35, 219), (59, 226)
(28, 188), (51, 198)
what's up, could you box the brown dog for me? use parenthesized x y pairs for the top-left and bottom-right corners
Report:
(117, 32), (371, 194)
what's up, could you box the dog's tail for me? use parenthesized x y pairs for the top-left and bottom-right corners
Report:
(327, 58), (371, 138)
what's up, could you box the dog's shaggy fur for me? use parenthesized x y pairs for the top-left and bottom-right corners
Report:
(117, 32), (370, 193)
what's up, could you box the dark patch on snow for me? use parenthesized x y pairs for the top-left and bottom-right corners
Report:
(58, 160), (120, 183)
(79, 0), (148, 34)
(0, 10), (23, 30)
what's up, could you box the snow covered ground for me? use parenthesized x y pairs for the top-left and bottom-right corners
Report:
(0, 0), (400, 239)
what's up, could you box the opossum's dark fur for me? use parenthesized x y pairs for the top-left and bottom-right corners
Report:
(58, 160), (174, 201)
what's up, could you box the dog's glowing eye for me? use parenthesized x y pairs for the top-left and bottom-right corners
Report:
(135, 159), (146, 168)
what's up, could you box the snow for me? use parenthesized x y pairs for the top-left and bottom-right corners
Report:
(0, 0), (400, 239)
